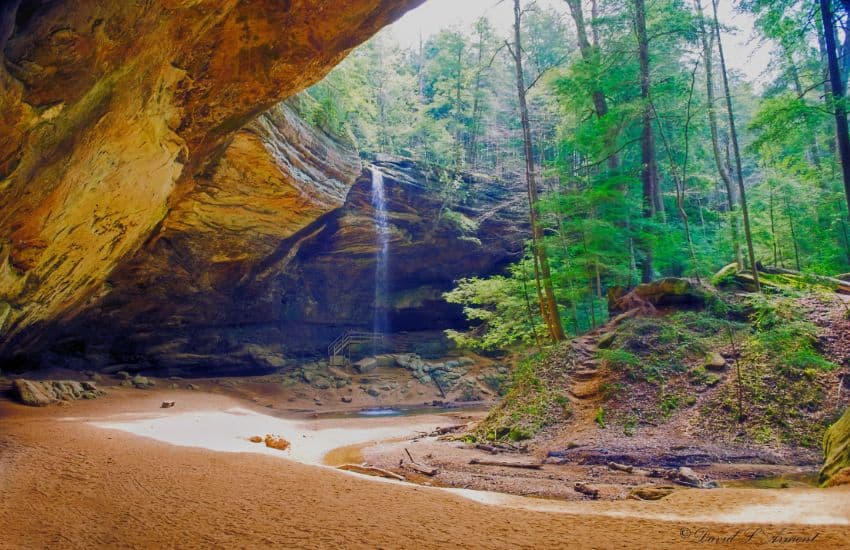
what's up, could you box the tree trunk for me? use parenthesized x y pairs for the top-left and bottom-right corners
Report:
(820, 0), (850, 220)
(695, 0), (743, 269)
(511, 0), (566, 342)
(784, 46), (822, 169)
(565, 0), (618, 170)
(468, 26), (486, 168)
(711, 0), (760, 292)
(634, 0), (661, 282)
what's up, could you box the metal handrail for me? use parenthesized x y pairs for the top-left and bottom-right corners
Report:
(327, 330), (384, 361)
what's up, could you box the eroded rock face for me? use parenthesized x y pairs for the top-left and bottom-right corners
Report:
(12, 379), (104, 406)
(263, 160), (527, 353)
(33, 158), (525, 376)
(821, 407), (850, 487)
(0, 0), (423, 355)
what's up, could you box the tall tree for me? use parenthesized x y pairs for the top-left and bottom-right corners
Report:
(820, 0), (850, 218)
(695, 0), (743, 269)
(711, 0), (760, 291)
(634, 0), (662, 282)
(508, 0), (566, 342)
(564, 0), (619, 170)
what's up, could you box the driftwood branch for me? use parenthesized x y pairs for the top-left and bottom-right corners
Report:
(338, 464), (405, 481)
(469, 458), (542, 470)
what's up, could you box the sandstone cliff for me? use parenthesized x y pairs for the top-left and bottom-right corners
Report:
(0, 0), (422, 356)
(34, 155), (526, 376)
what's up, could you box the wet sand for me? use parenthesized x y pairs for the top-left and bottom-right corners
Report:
(1, 388), (848, 549)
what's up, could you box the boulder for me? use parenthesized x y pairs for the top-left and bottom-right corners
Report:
(677, 466), (702, 487)
(821, 407), (850, 487)
(12, 379), (104, 406)
(12, 380), (56, 406)
(711, 263), (740, 287)
(703, 352), (727, 371)
(131, 375), (155, 389)
(353, 357), (378, 373)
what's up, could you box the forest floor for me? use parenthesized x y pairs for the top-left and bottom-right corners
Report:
(359, 289), (850, 502)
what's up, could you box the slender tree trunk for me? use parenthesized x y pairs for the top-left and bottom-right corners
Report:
(785, 47), (822, 169)
(652, 60), (700, 280)
(840, 219), (850, 265)
(816, 10), (839, 159)
(454, 44), (464, 171)
(783, 196), (802, 271)
(417, 32), (425, 102)
(711, 0), (760, 291)
(519, 259), (542, 349)
(511, 0), (566, 342)
(820, 0), (850, 219)
(768, 179), (779, 267)
(696, 0), (743, 269)
(634, 0), (661, 282)
(565, 0), (619, 170)
(469, 28), (486, 167)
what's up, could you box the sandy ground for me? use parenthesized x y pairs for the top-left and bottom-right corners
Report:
(1, 387), (849, 549)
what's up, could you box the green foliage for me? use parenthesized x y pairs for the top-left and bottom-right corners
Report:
(444, 258), (550, 351)
(475, 348), (571, 441)
(595, 407), (607, 428)
(747, 295), (838, 373)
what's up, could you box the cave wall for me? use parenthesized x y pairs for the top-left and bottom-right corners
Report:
(40, 154), (526, 376)
(0, 0), (423, 356)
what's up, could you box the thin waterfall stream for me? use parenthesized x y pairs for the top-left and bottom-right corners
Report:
(371, 167), (390, 337)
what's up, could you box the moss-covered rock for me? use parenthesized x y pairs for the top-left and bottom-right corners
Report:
(609, 278), (709, 313)
(821, 407), (850, 487)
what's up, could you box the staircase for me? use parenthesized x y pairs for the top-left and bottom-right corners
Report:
(327, 330), (384, 365)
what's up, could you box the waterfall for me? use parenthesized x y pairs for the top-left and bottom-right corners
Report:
(371, 167), (390, 336)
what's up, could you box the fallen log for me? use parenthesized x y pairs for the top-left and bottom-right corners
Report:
(338, 464), (405, 481)
(475, 443), (503, 454)
(432, 425), (464, 436)
(469, 458), (542, 470)
(402, 448), (439, 476)
(732, 268), (850, 295)
(607, 461), (634, 473)
(403, 462), (439, 476)
(574, 482), (600, 499)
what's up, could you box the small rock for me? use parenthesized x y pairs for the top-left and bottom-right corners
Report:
(366, 387), (381, 397)
(677, 466), (701, 487)
(161, 401), (175, 408)
(264, 434), (290, 451)
(704, 352), (727, 371)
(249, 435), (264, 443)
(116, 371), (131, 380)
(597, 331), (617, 349)
(186, 383), (200, 391)
(341, 396), (353, 403)
(131, 375), (154, 389)
(573, 482), (600, 499)
(353, 357), (378, 373)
